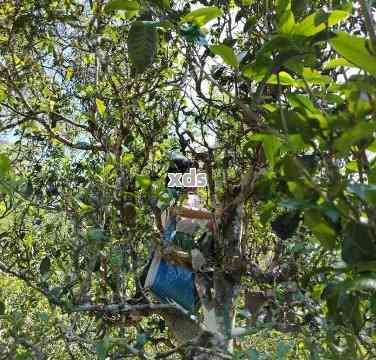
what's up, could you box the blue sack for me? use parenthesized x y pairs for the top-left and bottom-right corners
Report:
(145, 186), (199, 313)
(144, 253), (199, 313)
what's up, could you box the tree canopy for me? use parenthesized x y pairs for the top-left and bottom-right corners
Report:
(0, 0), (376, 359)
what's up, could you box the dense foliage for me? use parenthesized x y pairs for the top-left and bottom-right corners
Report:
(0, 0), (375, 358)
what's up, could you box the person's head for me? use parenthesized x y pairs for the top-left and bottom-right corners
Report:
(165, 154), (199, 190)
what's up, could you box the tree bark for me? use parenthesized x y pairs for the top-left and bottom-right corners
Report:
(192, 202), (245, 356)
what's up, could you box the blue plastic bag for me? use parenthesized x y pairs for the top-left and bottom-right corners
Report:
(144, 253), (199, 313)
(144, 182), (200, 313)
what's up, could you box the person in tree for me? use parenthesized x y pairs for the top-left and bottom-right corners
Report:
(160, 154), (215, 252)
(143, 153), (215, 313)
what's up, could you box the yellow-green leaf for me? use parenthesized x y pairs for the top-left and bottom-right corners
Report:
(105, 0), (139, 12)
(135, 175), (151, 189)
(329, 32), (376, 75)
(324, 58), (356, 69)
(96, 98), (106, 116)
(122, 152), (134, 165)
(302, 68), (331, 85)
(266, 71), (300, 86)
(293, 9), (350, 37)
(0, 154), (11, 176)
(182, 7), (222, 27)
(368, 140), (376, 153)
(65, 67), (74, 80)
(276, 0), (295, 34)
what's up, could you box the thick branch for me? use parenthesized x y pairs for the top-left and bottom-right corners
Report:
(359, 0), (376, 53)
(36, 118), (104, 151)
(69, 302), (191, 317)
(224, 167), (266, 212)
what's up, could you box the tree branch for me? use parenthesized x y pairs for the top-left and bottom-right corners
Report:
(0, 118), (28, 132)
(359, 0), (376, 53)
(36, 117), (104, 151)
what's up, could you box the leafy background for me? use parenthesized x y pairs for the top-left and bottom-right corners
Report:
(0, 0), (376, 358)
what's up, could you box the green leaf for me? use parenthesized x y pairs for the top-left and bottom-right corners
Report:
(302, 67), (331, 84)
(265, 71), (301, 87)
(248, 133), (282, 168)
(122, 152), (134, 165)
(263, 135), (282, 168)
(96, 98), (106, 116)
(20, 180), (33, 198)
(334, 122), (376, 155)
(87, 228), (107, 243)
(128, 21), (158, 73)
(368, 140), (376, 153)
(304, 209), (336, 249)
(180, 24), (208, 45)
(276, 0), (295, 34)
(287, 93), (316, 113)
(182, 7), (222, 27)
(270, 68), (331, 87)
(282, 157), (302, 179)
(260, 200), (276, 224)
(342, 223), (376, 264)
(247, 348), (260, 360)
(39, 257), (51, 277)
(0, 154), (11, 176)
(0, 86), (7, 102)
(324, 57), (356, 69)
(209, 44), (238, 68)
(135, 175), (151, 189)
(0, 300), (5, 315)
(96, 336), (111, 360)
(65, 67), (74, 80)
(276, 341), (291, 360)
(243, 16), (257, 32)
(288, 94), (328, 129)
(23, 234), (33, 248)
(329, 32), (376, 75)
(339, 293), (363, 334)
(110, 250), (123, 268)
(288, 134), (306, 152)
(135, 332), (149, 348)
(241, 0), (254, 5)
(322, 283), (363, 333)
(346, 161), (358, 173)
(39, 312), (49, 321)
(105, 0), (139, 12)
(293, 9), (350, 37)
(347, 183), (376, 205)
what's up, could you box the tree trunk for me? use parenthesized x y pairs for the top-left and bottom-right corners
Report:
(193, 202), (244, 357)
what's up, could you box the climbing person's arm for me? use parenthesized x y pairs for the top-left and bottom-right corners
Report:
(171, 206), (214, 220)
